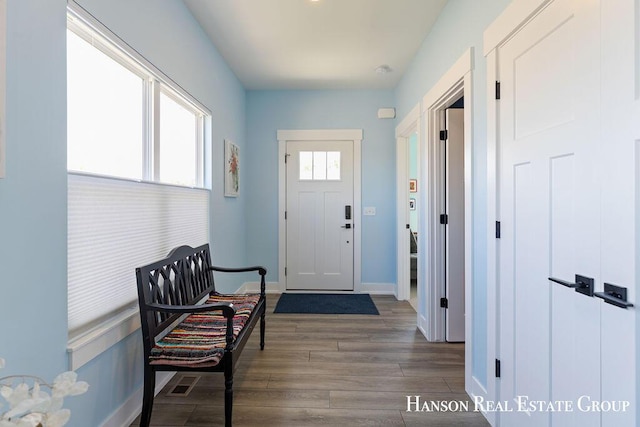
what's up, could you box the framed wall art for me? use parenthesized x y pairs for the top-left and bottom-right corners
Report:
(224, 139), (239, 197)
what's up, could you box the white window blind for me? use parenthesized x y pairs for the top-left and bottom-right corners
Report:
(67, 173), (210, 336)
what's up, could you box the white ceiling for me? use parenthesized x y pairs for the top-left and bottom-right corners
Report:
(183, 0), (449, 90)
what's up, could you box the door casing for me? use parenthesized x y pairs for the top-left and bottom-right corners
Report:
(419, 49), (474, 396)
(396, 104), (421, 303)
(278, 129), (362, 292)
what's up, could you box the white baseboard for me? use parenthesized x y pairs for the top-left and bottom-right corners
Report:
(100, 371), (174, 427)
(358, 282), (397, 295)
(237, 281), (283, 294)
(468, 376), (493, 426)
(417, 314), (429, 340)
(238, 282), (396, 295)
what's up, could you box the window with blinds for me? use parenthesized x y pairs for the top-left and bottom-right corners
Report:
(66, 6), (211, 340)
(67, 174), (209, 335)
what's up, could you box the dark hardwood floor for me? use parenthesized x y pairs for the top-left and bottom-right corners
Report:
(130, 295), (489, 426)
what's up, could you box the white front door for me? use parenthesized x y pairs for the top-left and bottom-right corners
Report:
(497, 0), (605, 425)
(285, 140), (354, 290)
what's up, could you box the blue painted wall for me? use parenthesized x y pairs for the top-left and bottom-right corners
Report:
(1, 0), (68, 381)
(0, 0), (248, 426)
(394, 0), (511, 386)
(245, 90), (397, 286)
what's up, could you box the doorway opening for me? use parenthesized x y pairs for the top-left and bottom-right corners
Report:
(419, 48), (475, 396)
(395, 105), (421, 312)
(439, 98), (465, 342)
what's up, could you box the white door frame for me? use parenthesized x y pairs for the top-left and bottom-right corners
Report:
(484, 1), (553, 424)
(278, 129), (363, 292)
(419, 47), (475, 397)
(395, 104), (421, 303)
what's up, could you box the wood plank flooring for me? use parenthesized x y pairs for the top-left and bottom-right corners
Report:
(130, 295), (489, 426)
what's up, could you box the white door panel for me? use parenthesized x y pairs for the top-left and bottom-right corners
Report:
(286, 140), (354, 290)
(445, 108), (465, 342)
(498, 0), (602, 426)
(599, 2), (637, 426)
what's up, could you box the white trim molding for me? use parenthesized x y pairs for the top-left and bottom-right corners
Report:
(483, 0), (551, 56)
(99, 372), (174, 427)
(238, 281), (284, 295)
(419, 48), (475, 403)
(483, 3), (556, 425)
(67, 307), (140, 371)
(277, 129), (363, 292)
(395, 103), (421, 305)
(359, 282), (397, 296)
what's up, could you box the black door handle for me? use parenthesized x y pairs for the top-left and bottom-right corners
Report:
(594, 283), (634, 309)
(548, 277), (578, 288)
(548, 274), (594, 297)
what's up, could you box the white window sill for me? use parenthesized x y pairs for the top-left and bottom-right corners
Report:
(67, 307), (140, 371)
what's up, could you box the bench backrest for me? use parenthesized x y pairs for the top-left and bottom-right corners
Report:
(135, 244), (216, 346)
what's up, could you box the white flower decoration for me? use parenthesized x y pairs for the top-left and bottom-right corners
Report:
(0, 359), (88, 427)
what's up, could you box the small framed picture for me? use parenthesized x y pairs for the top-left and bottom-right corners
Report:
(224, 140), (239, 197)
(409, 179), (417, 193)
(409, 198), (416, 210)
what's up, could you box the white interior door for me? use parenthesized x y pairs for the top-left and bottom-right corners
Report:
(286, 140), (354, 291)
(445, 108), (465, 342)
(498, 0), (603, 425)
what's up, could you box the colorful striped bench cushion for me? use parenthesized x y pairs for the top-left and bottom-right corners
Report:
(149, 293), (260, 368)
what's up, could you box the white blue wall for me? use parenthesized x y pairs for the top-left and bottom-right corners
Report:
(0, 0), (248, 425)
(394, 0), (511, 386)
(245, 90), (397, 287)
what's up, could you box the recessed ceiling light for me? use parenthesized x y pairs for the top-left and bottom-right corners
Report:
(375, 65), (393, 75)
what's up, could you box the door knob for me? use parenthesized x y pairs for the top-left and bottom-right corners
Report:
(341, 224), (352, 229)
(548, 274), (594, 297)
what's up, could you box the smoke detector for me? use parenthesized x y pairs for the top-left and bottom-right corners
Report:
(375, 64), (393, 75)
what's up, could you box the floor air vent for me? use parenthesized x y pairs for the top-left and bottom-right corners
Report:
(167, 375), (200, 397)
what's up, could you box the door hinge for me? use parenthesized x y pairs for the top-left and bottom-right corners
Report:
(284, 267), (287, 276)
(285, 153), (290, 163)
(439, 130), (448, 141)
(495, 359), (501, 378)
(285, 211), (287, 220)
(495, 221), (501, 238)
(495, 81), (501, 100)
(440, 214), (448, 225)
(440, 297), (448, 308)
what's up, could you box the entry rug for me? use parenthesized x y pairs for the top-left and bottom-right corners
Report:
(274, 293), (379, 315)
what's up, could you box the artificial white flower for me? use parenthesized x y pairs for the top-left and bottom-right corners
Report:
(0, 359), (88, 427)
(14, 412), (42, 427)
(51, 372), (88, 399)
(44, 409), (71, 427)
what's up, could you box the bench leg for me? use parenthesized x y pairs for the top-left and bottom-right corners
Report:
(260, 309), (266, 351)
(140, 365), (155, 427)
(224, 362), (233, 427)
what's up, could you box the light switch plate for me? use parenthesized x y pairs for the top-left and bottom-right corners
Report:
(363, 207), (376, 216)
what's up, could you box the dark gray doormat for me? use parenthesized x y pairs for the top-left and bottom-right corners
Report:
(273, 293), (379, 315)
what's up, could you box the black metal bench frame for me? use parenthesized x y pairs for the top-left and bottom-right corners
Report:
(135, 244), (266, 427)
